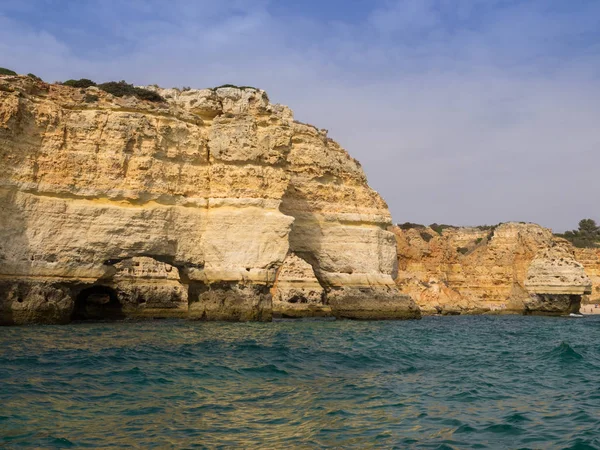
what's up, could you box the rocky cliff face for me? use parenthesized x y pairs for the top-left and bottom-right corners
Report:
(392, 223), (591, 315)
(0, 75), (418, 324)
(574, 248), (600, 305)
(524, 241), (592, 314)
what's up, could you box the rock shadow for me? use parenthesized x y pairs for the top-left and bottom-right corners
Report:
(72, 285), (124, 321)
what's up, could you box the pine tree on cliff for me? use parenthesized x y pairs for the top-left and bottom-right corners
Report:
(560, 219), (600, 248)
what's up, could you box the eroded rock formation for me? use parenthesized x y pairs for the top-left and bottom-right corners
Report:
(574, 248), (600, 305)
(271, 252), (328, 318)
(392, 223), (592, 315)
(0, 75), (418, 324)
(524, 242), (592, 314)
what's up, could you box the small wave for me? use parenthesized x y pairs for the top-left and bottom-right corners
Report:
(449, 389), (480, 403)
(482, 423), (524, 435)
(325, 409), (355, 417)
(47, 437), (75, 448)
(122, 406), (164, 416)
(562, 438), (600, 450)
(454, 424), (476, 434)
(112, 366), (144, 376)
(152, 377), (174, 385)
(367, 401), (406, 410)
(239, 364), (288, 376)
(541, 342), (584, 362)
(432, 444), (460, 450)
(396, 365), (418, 374)
(505, 412), (532, 423)
(185, 403), (236, 413)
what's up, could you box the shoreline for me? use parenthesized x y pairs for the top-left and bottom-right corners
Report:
(580, 304), (600, 315)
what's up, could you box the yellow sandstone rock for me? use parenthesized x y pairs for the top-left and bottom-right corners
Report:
(574, 247), (600, 306)
(0, 75), (418, 324)
(392, 223), (592, 315)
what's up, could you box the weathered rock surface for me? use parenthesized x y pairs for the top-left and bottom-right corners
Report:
(271, 252), (328, 318)
(524, 241), (592, 314)
(0, 75), (418, 324)
(574, 247), (600, 305)
(393, 223), (591, 315)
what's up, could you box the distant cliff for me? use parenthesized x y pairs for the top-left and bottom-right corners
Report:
(392, 223), (592, 315)
(0, 74), (419, 324)
(574, 248), (600, 305)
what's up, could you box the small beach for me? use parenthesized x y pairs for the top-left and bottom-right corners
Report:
(581, 304), (600, 315)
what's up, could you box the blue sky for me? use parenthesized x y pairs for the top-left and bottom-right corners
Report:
(1, 0), (599, 231)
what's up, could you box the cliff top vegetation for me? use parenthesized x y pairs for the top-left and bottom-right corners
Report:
(61, 78), (164, 102)
(0, 67), (17, 76)
(556, 219), (600, 248)
(210, 84), (260, 91)
(397, 222), (501, 235)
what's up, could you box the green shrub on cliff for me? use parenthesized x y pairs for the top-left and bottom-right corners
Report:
(97, 81), (164, 102)
(0, 67), (17, 76)
(27, 73), (42, 81)
(212, 84), (259, 91)
(61, 79), (164, 103)
(420, 231), (434, 242)
(398, 222), (425, 230)
(84, 94), (99, 103)
(556, 219), (600, 248)
(63, 78), (97, 88)
(430, 223), (456, 235)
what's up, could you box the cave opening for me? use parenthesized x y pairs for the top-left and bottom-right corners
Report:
(72, 285), (124, 321)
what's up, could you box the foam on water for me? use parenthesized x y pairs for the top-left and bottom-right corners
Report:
(1, 316), (600, 448)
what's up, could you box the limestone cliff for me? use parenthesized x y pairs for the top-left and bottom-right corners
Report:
(271, 252), (328, 318)
(523, 241), (592, 314)
(392, 223), (591, 315)
(0, 75), (418, 324)
(574, 248), (600, 305)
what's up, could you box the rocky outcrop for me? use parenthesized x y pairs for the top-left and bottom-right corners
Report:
(0, 75), (418, 324)
(574, 248), (600, 305)
(392, 223), (591, 315)
(524, 242), (592, 314)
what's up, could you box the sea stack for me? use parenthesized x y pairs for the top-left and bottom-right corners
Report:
(524, 241), (592, 315)
(0, 74), (419, 324)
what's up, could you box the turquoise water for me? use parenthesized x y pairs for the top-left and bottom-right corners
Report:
(1, 316), (600, 449)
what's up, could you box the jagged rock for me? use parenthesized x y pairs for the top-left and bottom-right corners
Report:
(189, 282), (272, 322)
(0, 280), (73, 325)
(0, 75), (418, 324)
(328, 285), (421, 320)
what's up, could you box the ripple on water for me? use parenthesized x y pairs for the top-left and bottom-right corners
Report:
(1, 316), (600, 448)
(541, 341), (585, 362)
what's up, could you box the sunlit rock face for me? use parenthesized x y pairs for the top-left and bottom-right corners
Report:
(392, 223), (591, 316)
(0, 75), (418, 324)
(574, 248), (600, 306)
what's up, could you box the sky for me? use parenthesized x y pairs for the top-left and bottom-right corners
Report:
(1, 0), (599, 232)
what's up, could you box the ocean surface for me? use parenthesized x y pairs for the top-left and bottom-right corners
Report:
(1, 316), (600, 449)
